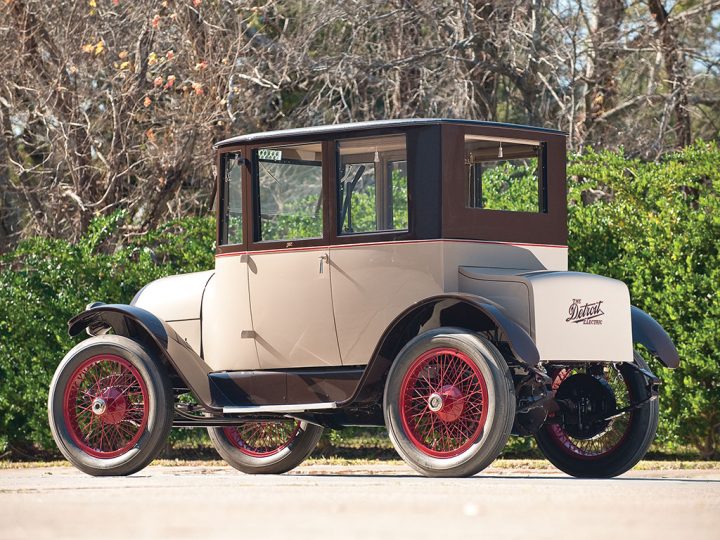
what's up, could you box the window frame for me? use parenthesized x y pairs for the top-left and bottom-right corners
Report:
(330, 131), (414, 246)
(246, 139), (332, 252)
(464, 139), (547, 214)
(216, 146), (249, 254)
(251, 143), (326, 246)
(215, 128), (421, 256)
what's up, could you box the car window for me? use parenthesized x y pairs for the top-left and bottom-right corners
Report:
(221, 152), (243, 245)
(464, 136), (544, 213)
(337, 135), (409, 235)
(254, 143), (323, 241)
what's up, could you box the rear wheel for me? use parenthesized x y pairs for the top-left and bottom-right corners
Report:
(384, 329), (515, 478)
(535, 353), (659, 478)
(208, 420), (323, 474)
(48, 336), (174, 476)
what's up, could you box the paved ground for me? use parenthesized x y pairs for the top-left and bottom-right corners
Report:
(1, 463), (719, 540)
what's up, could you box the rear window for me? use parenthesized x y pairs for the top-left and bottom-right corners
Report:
(464, 136), (545, 213)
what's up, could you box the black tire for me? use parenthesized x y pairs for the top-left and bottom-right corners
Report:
(208, 420), (323, 474)
(48, 335), (174, 476)
(383, 328), (515, 478)
(535, 353), (659, 478)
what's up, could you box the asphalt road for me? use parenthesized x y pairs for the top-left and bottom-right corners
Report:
(1, 463), (719, 540)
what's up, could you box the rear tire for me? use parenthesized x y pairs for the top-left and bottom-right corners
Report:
(535, 353), (659, 478)
(48, 336), (174, 476)
(208, 420), (323, 474)
(384, 328), (515, 478)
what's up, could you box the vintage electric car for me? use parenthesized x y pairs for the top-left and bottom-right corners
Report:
(48, 119), (679, 478)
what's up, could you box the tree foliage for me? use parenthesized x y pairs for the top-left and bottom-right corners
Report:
(1, 0), (719, 250)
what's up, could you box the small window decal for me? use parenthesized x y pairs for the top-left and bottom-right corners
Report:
(258, 148), (282, 161)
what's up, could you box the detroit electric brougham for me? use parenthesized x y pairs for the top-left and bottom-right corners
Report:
(48, 119), (679, 478)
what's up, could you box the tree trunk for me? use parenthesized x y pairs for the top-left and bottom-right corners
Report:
(583, 0), (625, 146)
(647, 0), (692, 147)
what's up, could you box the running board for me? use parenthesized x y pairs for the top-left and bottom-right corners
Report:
(222, 402), (338, 415)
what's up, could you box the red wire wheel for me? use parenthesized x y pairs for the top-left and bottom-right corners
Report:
(399, 348), (489, 458)
(223, 420), (302, 457)
(62, 354), (149, 459)
(546, 367), (633, 460)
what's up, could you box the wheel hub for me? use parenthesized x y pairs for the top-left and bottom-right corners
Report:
(556, 373), (617, 439)
(427, 385), (464, 422)
(97, 387), (128, 425)
(91, 398), (107, 415)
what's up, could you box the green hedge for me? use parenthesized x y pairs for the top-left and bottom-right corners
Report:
(0, 142), (718, 458)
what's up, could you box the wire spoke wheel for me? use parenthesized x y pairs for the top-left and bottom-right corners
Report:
(547, 365), (632, 459)
(209, 419), (323, 474)
(62, 354), (150, 459)
(535, 354), (659, 478)
(399, 348), (489, 458)
(222, 420), (302, 457)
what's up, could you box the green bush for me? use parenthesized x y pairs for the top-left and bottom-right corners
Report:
(567, 141), (720, 457)
(0, 143), (718, 458)
(0, 212), (215, 454)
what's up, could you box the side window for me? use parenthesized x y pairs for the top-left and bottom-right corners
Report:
(337, 135), (409, 235)
(220, 152), (243, 245)
(254, 143), (323, 241)
(464, 136), (545, 213)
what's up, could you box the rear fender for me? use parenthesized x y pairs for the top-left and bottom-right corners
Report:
(630, 306), (680, 368)
(343, 294), (539, 405)
(68, 304), (225, 411)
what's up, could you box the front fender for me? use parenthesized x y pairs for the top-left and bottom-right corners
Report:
(68, 304), (224, 410)
(630, 306), (680, 368)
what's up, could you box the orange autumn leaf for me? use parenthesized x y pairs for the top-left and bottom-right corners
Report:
(153, 76), (164, 87)
(166, 50), (175, 61)
(165, 74), (176, 89)
(143, 96), (152, 107)
(151, 14), (160, 29)
(191, 82), (204, 95)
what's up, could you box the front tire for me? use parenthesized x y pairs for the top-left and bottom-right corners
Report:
(384, 329), (515, 478)
(208, 420), (323, 474)
(48, 336), (174, 476)
(535, 353), (659, 478)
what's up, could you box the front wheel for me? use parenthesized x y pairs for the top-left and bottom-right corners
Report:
(208, 420), (323, 474)
(48, 336), (174, 476)
(535, 353), (659, 478)
(384, 329), (515, 478)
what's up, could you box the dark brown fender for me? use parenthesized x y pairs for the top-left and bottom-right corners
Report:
(68, 304), (225, 411)
(342, 294), (540, 406)
(630, 306), (680, 368)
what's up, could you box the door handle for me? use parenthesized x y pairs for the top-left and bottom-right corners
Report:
(319, 253), (329, 274)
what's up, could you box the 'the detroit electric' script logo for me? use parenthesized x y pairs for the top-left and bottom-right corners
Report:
(566, 299), (604, 325)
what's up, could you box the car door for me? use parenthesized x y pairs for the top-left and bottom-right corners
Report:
(204, 148), (260, 372)
(329, 133), (443, 366)
(246, 141), (342, 369)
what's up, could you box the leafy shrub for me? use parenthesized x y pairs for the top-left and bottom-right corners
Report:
(0, 212), (215, 454)
(567, 141), (719, 457)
